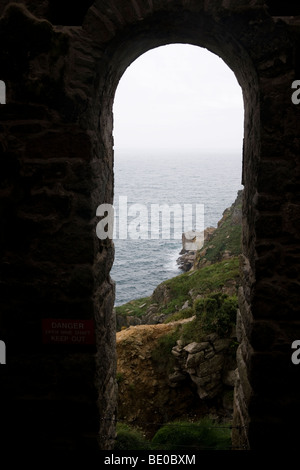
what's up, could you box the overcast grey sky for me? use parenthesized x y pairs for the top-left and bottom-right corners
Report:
(0, 46), (243, 151)
(113, 44), (244, 153)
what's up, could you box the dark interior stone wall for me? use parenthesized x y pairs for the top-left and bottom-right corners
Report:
(0, 0), (299, 451)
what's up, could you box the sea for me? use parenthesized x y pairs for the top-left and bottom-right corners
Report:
(111, 149), (243, 306)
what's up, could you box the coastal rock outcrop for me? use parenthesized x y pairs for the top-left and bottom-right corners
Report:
(194, 190), (243, 270)
(170, 334), (237, 402)
(116, 321), (237, 437)
(177, 228), (216, 271)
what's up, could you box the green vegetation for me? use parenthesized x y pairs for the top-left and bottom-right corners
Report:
(151, 327), (181, 372)
(180, 293), (237, 345)
(115, 296), (151, 318)
(164, 307), (194, 323)
(151, 292), (238, 359)
(158, 257), (240, 315)
(114, 419), (232, 451)
(116, 257), (240, 321)
(116, 191), (242, 321)
(116, 372), (124, 384)
(197, 216), (241, 265)
(114, 423), (150, 450)
(194, 292), (238, 337)
(151, 419), (232, 451)
(114, 192), (243, 451)
(194, 189), (242, 267)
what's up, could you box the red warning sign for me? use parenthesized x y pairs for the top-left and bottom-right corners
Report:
(42, 319), (95, 345)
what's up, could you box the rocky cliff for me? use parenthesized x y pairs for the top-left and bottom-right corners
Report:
(177, 189), (243, 272)
(194, 189), (243, 269)
(115, 192), (242, 439)
(176, 227), (216, 272)
(116, 321), (204, 438)
(116, 190), (242, 328)
(116, 320), (236, 438)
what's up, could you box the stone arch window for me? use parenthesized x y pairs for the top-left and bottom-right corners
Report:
(92, 20), (260, 448)
(1, 0), (296, 452)
(112, 44), (244, 304)
(0, 80), (6, 104)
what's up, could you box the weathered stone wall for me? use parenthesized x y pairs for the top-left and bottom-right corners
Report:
(0, 3), (116, 450)
(0, 0), (299, 450)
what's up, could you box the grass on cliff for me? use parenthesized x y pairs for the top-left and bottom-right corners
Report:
(151, 292), (238, 369)
(179, 292), (238, 344)
(114, 419), (232, 451)
(115, 191), (242, 319)
(198, 222), (241, 265)
(162, 256), (239, 313)
(115, 297), (152, 318)
(194, 194), (242, 267)
(115, 257), (240, 318)
(114, 423), (150, 450)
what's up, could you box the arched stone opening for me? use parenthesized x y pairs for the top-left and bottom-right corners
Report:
(0, 0), (299, 452)
(86, 9), (259, 450)
(84, 4), (299, 450)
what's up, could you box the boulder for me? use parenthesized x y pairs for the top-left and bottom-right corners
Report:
(182, 230), (204, 251)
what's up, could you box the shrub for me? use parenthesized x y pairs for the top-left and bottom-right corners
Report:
(163, 294), (238, 347)
(114, 423), (149, 450)
(158, 258), (240, 316)
(194, 293), (237, 337)
(151, 419), (231, 451)
(180, 316), (203, 345)
(194, 298), (206, 317)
